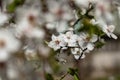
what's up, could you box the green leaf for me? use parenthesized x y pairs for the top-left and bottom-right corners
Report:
(68, 68), (78, 76)
(77, 19), (104, 37)
(68, 68), (80, 80)
(74, 74), (80, 80)
(95, 41), (105, 48)
(68, 68), (76, 76)
(7, 0), (25, 13)
(45, 73), (54, 80)
(44, 41), (49, 45)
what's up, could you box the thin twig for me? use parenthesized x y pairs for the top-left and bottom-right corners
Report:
(85, 3), (94, 16)
(72, 17), (83, 27)
(79, 48), (87, 60)
(60, 72), (68, 80)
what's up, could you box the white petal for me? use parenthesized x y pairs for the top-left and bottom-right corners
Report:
(52, 35), (57, 40)
(66, 31), (73, 36)
(90, 19), (98, 25)
(48, 41), (54, 48)
(81, 54), (86, 59)
(71, 49), (77, 55)
(111, 33), (118, 39)
(68, 41), (77, 47)
(59, 41), (67, 47)
(53, 46), (60, 51)
(0, 13), (8, 25)
(108, 25), (115, 32)
(74, 55), (80, 60)
(61, 47), (68, 50)
(46, 23), (56, 29)
(71, 48), (80, 55)
(87, 43), (94, 51)
(0, 50), (9, 62)
(90, 35), (98, 42)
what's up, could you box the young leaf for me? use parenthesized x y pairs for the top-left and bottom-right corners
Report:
(45, 73), (54, 80)
(74, 74), (80, 80)
(95, 41), (105, 48)
(7, 0), (25, 13)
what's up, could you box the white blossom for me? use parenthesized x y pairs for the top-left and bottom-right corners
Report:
(63, 31), (78, 47)
(78, 33), (98, 52)
(25, 49), (37, 60)
(71, 48), (85, 59)
(48, 35), (67, 51)
(91, 18), (117, 39)
(102, 25), (117, 39)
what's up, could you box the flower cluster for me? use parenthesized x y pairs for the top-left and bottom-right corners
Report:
(48, 29), (98, 60)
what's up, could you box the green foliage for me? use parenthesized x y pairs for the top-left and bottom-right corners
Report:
(74, 18), (104, 38)
(7, 0), (25, 13)
(49, 50), (60, 73)
(74, 18), (105, 49)
(68, 68), (77, 76)
(79, 19), (104, 37)
(95, 41), (105, 48)
(45, 73), (54, 80)
(115, 75), (120, 80)
(68, 68), (80, 80)
(74, 74), (79, 80)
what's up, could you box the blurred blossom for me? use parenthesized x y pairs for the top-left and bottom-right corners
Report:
(25, 49), (37, 60)
(0, 10), (9, 26)
(47, 0), (75, 21)
(0, 29), (20, 62)
(95, 1), (114, 23)
(56, 21), (68, 32)
(44, 13), (56, 23)
(38, 45), (50, 58)
(7, 64), (19, 79)
(117, 7), (120, 18)
(16, 8), (45, 39)
(74, 0), (90, 8)
(45, 0), (75, 32)
(16, 8), (40, 23)
(0, 49), (9, 62)
(46, 22), (56, 30)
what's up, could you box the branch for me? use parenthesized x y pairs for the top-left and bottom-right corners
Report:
(60, 72), (68, 80)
